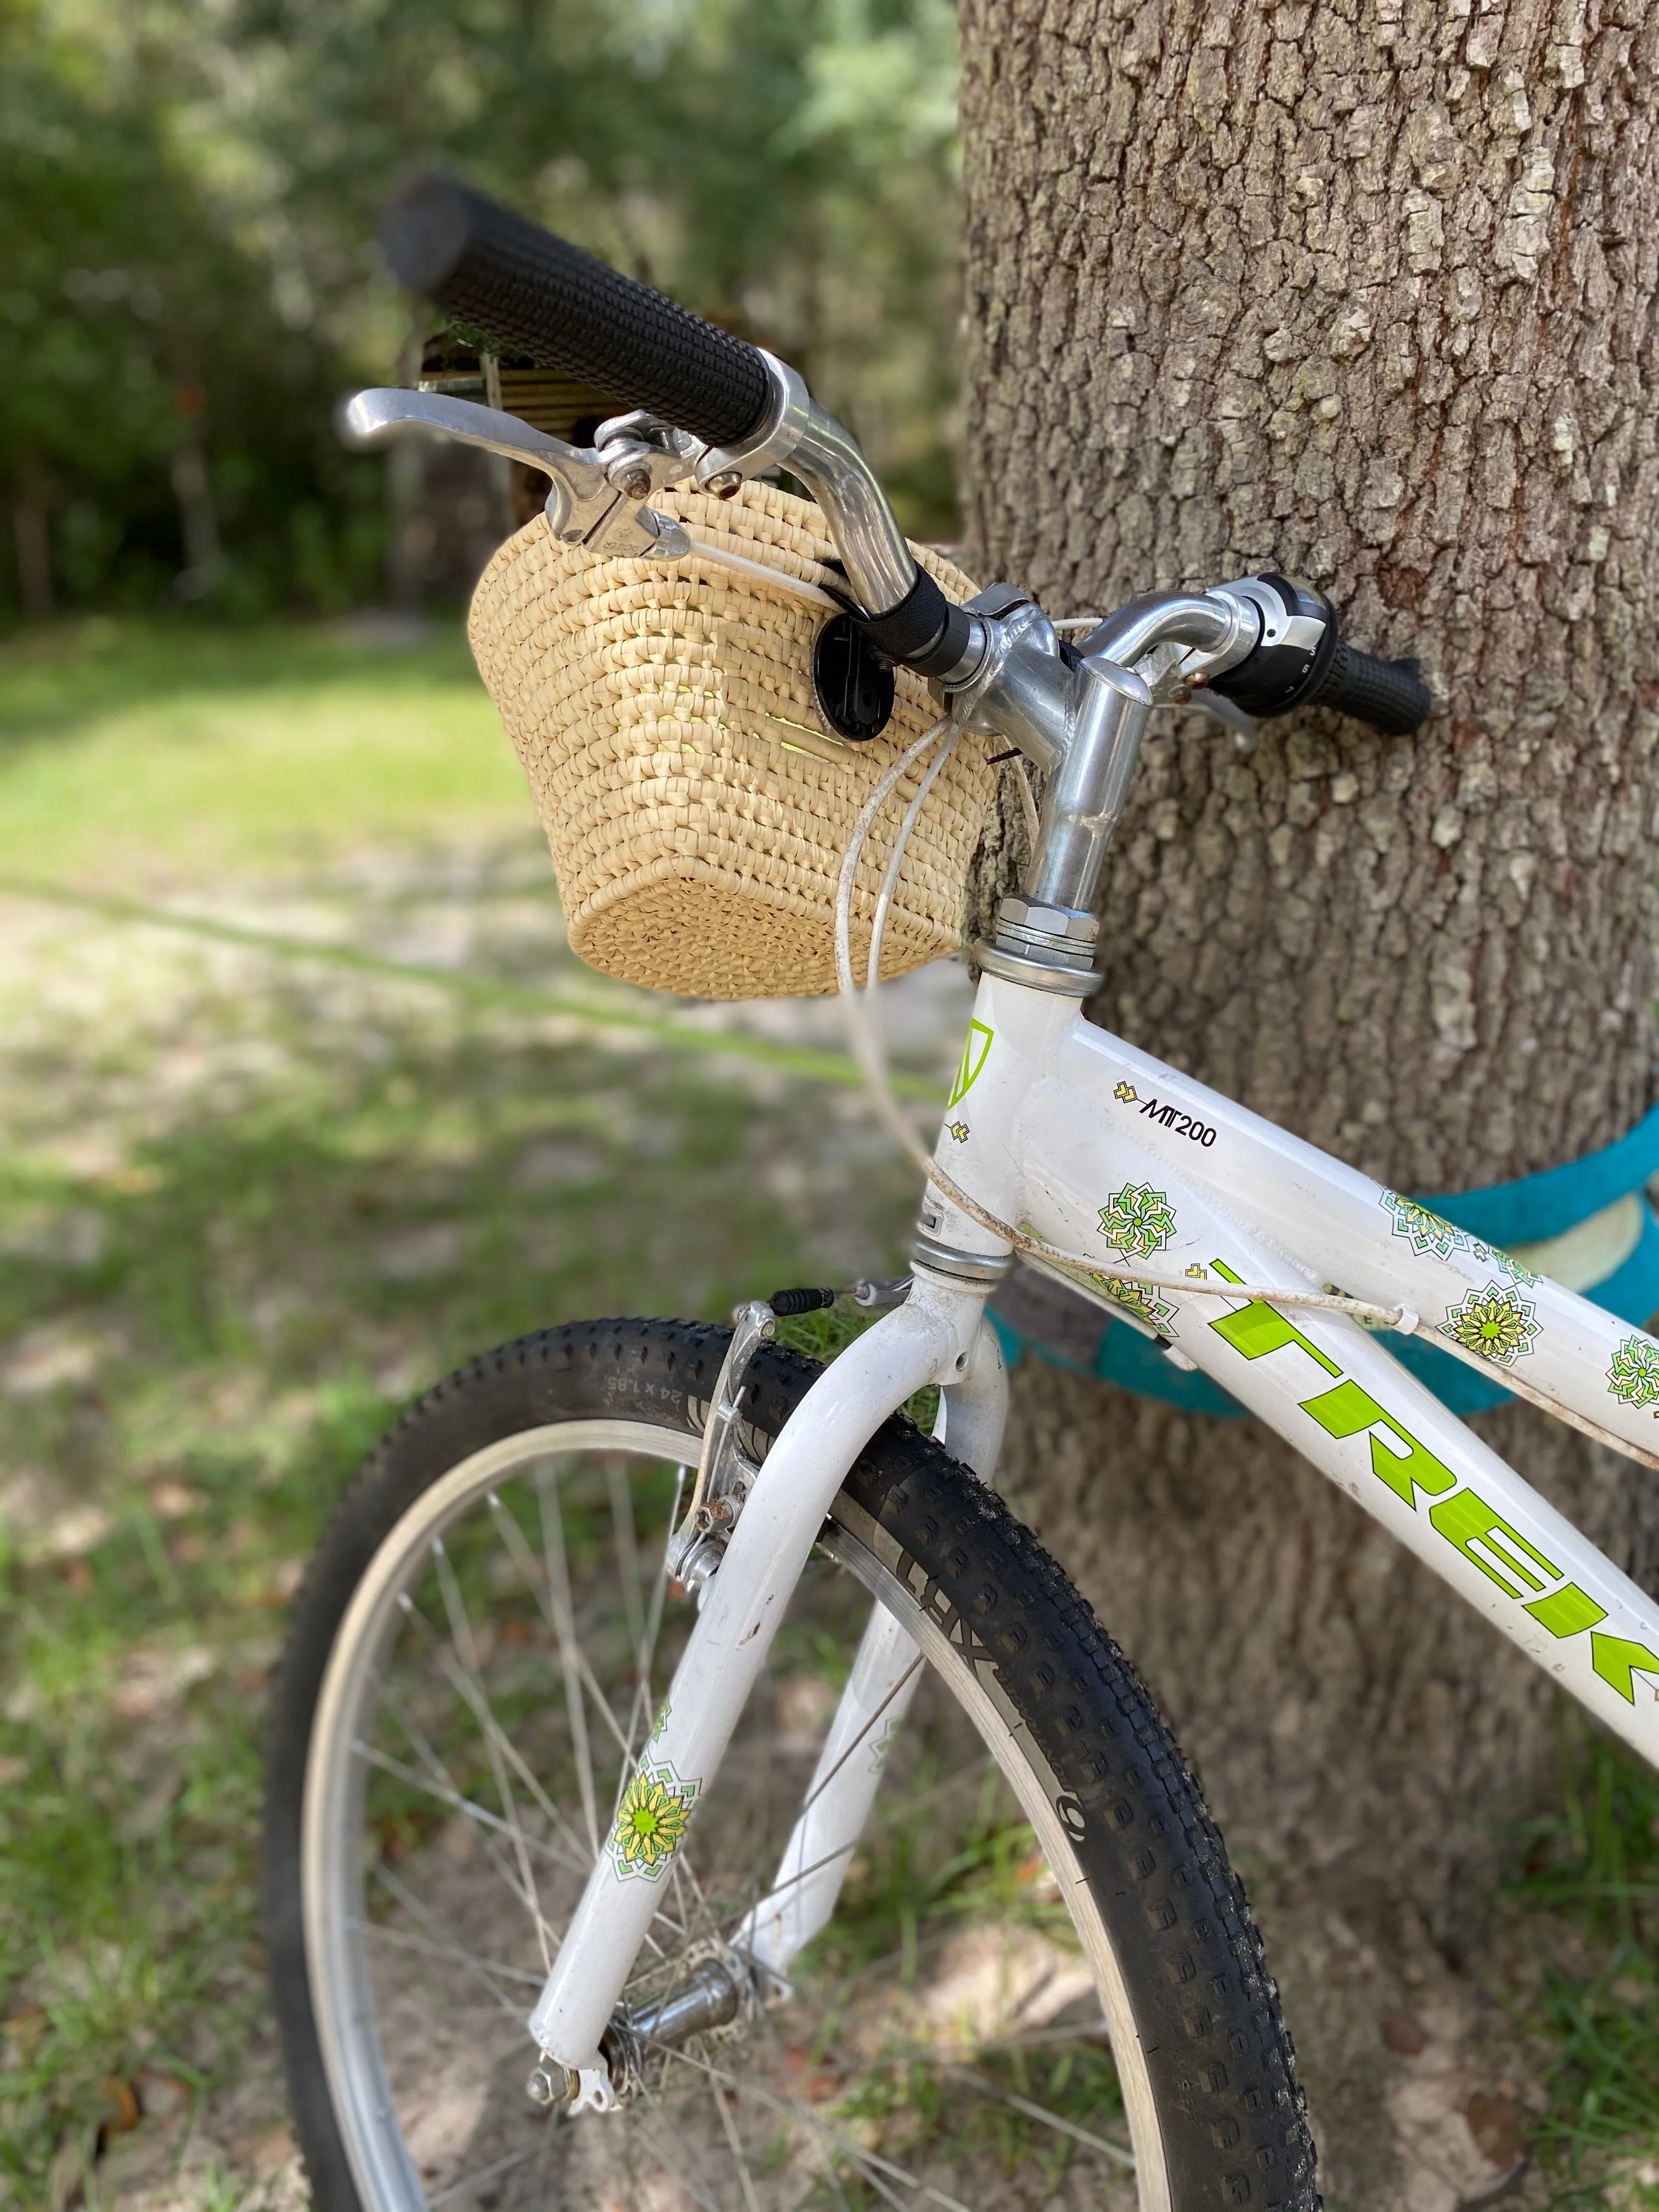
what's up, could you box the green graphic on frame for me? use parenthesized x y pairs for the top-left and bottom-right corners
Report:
(948, 1022), (994, 1108)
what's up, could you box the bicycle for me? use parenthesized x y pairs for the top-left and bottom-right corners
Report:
(264, 176), (1659, 2212)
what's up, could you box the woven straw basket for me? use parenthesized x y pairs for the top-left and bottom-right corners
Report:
(467, 481), (991, 999)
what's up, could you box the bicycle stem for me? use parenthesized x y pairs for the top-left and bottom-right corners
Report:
(940, 585), (1261, 989)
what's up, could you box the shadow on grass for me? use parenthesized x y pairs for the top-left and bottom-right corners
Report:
(1505, 1728), (1659, 2204)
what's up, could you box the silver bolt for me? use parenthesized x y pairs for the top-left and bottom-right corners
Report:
(705, 469), (743, 499)
(526, 2062), (571, 2108)
(620, 467), (653, 502)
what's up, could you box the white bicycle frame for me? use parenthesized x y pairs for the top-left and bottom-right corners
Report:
(527, 960), (1659, 2094)
(349, 351), (1659, 2108)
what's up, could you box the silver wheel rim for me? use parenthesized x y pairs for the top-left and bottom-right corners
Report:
(301, 1417), (1167, 2211)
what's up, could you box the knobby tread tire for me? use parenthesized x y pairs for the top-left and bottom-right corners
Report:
(266, 1317), (1319, 2212)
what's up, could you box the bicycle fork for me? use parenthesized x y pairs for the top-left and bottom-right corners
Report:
(525, 1272), (1003, 2108)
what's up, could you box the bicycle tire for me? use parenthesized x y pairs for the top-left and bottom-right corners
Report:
(265, 1317), (1318, 2212)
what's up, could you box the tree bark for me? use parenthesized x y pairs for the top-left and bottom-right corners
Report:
(13, 452), (53, 622)
(958, 1), (1659, 2197)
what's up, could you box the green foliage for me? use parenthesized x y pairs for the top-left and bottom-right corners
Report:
(2, 0), (961, 620)
(0, 14), (383, 618)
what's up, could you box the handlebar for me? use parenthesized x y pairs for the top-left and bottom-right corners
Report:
(363, 176), (1440, 992)
(380, 173), (775, 452)
(373, 176), (1432, 747)
(1303, 638), (1432, 735)
(1204, 573), (1431, 736)
(380, 172), (936, 628)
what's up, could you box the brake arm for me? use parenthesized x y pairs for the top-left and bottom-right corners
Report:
(338, 388), (691, 558)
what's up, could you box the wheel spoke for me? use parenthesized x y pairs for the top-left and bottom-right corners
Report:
(424, 1550), (564, 1972)
(629, 2116), (728, 2212)
(665, 2039), (975, 2212)
(526, 1472), (603, 1853)
(713, 2081), (762, 2212)
(352, 1911), (546, 1989)
(398, 1580), (593, 1872)
(797, 1656), (924, 1818)
(607, 1451), (647, 1657)
(939, 2062), (1136, 2169)
(425, 2144), (538, 2209)
(370, 1861), (534, 2032)
(359, 1733), (575, 1892)
(619, 1465), (688, 1778)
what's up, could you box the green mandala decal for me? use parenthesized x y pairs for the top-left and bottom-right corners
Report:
(611, 1762), (697, 1880)
(1382, 1191), (1471, 1261)
(1381, 1190), (1539, 1284)
(1097, 1273), (1176, 1335)
(1438, 1283), (1540, 1368)
(1491, 1249), (1540, 1287)
(1097, 1182), (1177, 1261)
(1607, 1333), (1659, 1410)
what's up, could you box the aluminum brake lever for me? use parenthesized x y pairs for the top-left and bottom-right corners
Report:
(338, 388), (692, 560)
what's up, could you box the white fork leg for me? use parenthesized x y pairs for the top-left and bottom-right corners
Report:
(738, 1601), (926, 1984)
(738, 1316), (1009, 1985)
(526, 1274), (986, 2080)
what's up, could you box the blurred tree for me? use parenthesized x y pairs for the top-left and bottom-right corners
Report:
(1, 0), (962, 622)
(0, 14), (382, 618)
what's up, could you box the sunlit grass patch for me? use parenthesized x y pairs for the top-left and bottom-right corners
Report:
(0, 616), (526, 888)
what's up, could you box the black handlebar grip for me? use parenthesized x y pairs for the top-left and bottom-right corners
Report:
(380, 172), (775, 450)
(1308, 639), (1433, 735)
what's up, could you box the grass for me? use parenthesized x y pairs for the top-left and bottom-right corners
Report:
(1505, 1729), (1659, 2204)
(0, 616), (522, 885)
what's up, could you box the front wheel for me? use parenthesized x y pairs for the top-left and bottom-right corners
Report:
(266, 1317), (1318, 2212)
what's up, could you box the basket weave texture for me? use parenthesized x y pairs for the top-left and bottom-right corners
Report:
(467, 480), (990, 999)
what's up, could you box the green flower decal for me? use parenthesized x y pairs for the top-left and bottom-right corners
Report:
(611, 1762), (696, 1879)
(1439, 1283), (1540, 1368)
(1382, 1191), (1470, 1262)
(1097, 1273), (1176, 1335)
(1607, 1333), (1659, 1410)
(1097, 1183), (1177, 1261)
(1381, 1191), (1540, 1284)
(1491, 1249), (1540, 1288)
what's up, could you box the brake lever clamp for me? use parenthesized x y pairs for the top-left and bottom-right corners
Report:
(593, 410), (709, 502)
(338, 388), (690, 560)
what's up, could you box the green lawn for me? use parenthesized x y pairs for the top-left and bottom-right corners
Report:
(0, 618), (522, 886)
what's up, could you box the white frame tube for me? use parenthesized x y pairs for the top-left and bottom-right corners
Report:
(738, 1316), (1009, 1985)
(926, 969), (1659, 1764)
(527, 1272), (984, 2071)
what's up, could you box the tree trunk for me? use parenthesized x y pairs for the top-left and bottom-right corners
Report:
(958, 1), (1659, 2197)
(13, 452), (53, 622)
